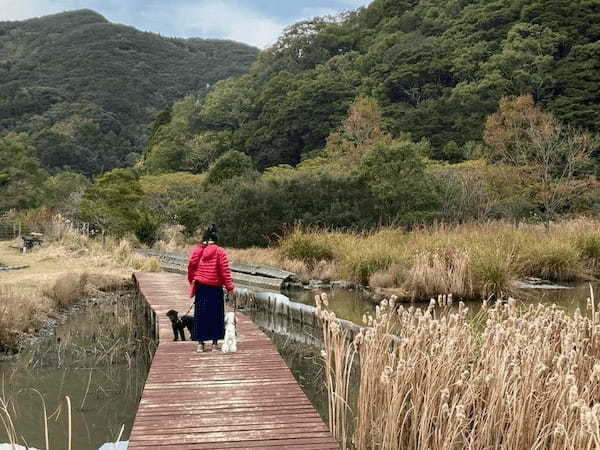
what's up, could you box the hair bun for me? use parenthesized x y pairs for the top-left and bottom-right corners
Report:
(202, 223), (220, 243)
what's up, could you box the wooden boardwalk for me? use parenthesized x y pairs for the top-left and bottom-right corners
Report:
(129, 272), (338, 449)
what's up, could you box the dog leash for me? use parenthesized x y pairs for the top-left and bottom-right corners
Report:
(184, 300), (194, 317)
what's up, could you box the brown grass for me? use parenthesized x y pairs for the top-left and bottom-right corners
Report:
(43, 273), (88, 308)
(226, 246), (338, 282)
(319, 289), (600, 449)
(0, 217), (160, 352)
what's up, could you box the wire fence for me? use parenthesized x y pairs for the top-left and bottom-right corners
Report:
(0, 222), (31, 241)
(0, 218), (94, 242)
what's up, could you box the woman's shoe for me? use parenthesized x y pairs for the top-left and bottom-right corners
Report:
(196, 343), (204, 353)
(212, 344), (220, 352)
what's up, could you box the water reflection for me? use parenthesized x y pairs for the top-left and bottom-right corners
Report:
(0, 291), (155, 450)
(285, 282), (600, 324)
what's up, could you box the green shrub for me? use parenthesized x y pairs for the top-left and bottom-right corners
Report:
(134, 210), (162, 247)
(207, 150), (255, 185)
(576, 232), (600, 271)
(280, 232), (334, 267)
(472, 248), (515, 298)
(342, 252), (394, 286)
(519, 242), (581, 282)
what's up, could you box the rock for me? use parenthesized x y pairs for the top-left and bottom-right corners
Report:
(331, 280), (355, 289)
(307, 279), (329, 289)
(513, 279), (573, 290)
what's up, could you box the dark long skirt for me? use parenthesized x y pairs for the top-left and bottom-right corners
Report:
(193, 282), (225, 342)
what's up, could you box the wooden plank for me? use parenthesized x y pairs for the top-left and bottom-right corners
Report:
(128, 272), (337, 449)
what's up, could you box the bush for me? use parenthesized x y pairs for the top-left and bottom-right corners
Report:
(342, 251), (394, 286)
(134, 210), (162, 247)
(576, 232), (600, 271)
(519, 241), (581, 282)
(207, 150), (255, 185)
(280, 232), (335, 267)
(472, 248), (515, 298)
(195, 171), (379, 247)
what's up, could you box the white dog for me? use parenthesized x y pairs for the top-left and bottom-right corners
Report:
(222, 311), (237, 353)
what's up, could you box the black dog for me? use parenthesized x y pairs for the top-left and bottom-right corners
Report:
(166, 310), (193, 341)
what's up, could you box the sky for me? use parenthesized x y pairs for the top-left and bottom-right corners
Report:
(0, 0), (373, 48)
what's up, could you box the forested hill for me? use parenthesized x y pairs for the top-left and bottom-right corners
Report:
(147, 0), (600, 171)
(0, 9), (258, 175)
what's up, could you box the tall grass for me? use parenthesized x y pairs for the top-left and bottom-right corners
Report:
(316, 293), (356, 448)
(319, 289), (600, 449)
(279, 219), (600, 299)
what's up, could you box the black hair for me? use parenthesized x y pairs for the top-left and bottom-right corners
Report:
(202, 224), (219, 243)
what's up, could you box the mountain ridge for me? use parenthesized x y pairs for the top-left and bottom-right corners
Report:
(0, 9), (259, 176)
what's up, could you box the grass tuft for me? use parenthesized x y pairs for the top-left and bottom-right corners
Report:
(280, 231), (335, 267)
(43, 273), (88, 308)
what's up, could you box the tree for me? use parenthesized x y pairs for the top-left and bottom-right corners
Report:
(0, 137), (45, 211)
(550, 43), (600, 133)
(44, 171), (90, 217)
(479, 23), (564, 100)
(81, 169), (144, 236)
(484, 95), (595, 229)
(362, 139), (440, 225)
(207, 150), (256, 185)
(323, 96), (391, 167)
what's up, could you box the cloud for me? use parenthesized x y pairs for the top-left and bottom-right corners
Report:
(0, 0), (375, 48)
(167, 0), (286, 49)
(0, 0), (61, 21)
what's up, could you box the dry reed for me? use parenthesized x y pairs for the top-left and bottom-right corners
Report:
(320, 287), (600, 449)
(316, 293), (356, 448)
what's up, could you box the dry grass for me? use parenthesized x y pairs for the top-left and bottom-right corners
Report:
(320, 289), (600, 449)
(43, 273), (88, 308)
(226, 246), (338, 282)
(0, 286), (38, 348)
(279, 219), (600, 299)
(0, 218), (160, 351)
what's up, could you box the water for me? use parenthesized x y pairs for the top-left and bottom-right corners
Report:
(0, 291), (155, 450)
(285, 281), (600, 325)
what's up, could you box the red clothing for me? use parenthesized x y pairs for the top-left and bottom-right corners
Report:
(187, 243), (235, 296)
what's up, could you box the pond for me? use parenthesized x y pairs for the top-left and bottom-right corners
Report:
(0, 291), (156, 450)
(285, 281), (600, 325)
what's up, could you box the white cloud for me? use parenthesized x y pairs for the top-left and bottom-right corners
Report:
(0, 0), (375, 48)
(169, 0), (286, 49)
(0, 0), (58, 21)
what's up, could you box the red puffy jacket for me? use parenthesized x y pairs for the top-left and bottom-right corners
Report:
(187, 243), (235, 296)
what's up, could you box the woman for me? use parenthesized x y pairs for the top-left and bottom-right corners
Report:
(187, 224), (235, 352)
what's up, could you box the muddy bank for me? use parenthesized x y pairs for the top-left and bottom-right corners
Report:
(2, 282), (136, 359)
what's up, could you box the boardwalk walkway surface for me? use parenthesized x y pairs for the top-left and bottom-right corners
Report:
(129, 272), (338, 449)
